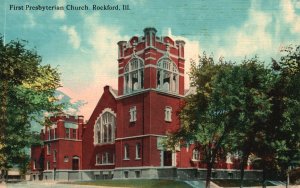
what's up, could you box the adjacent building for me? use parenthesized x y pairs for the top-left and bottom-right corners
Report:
(31, 115), (84, 180)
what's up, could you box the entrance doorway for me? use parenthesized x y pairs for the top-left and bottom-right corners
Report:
(72, 156), (79, 170)
(163, 151), (172, 166)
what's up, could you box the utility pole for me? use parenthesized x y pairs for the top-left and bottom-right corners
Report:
(3, 0), (7, 45)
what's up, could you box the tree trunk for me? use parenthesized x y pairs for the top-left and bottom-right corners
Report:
(206, 162), (213, 188)
(240, 160), (245, 188)
(240, 152), (249, 188)
(4, 169), (8, 183)
(205, 126), (229, 188)
(262, 161), (266, 188)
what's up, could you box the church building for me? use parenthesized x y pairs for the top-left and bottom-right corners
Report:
(31, 28), (261, 181)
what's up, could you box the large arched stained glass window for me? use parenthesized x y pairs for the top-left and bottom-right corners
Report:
(94, 111), (116, 144)
(124, 58), (144, 94)
(157, 58), (179, 93)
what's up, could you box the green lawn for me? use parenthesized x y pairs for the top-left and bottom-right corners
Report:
(73, 179), (192, 188)
(213, 179), (275, 187)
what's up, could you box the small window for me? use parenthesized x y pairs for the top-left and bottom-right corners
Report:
(47, 144), (51, 155)
(124, 144), (130, 160)
(135, 143), (141, 159)
(212, 171), (217, 178)
(96, 154), (101, 165)
(192, 149), (200, 161)
(135, 171), (141, 178)
(124, 171), (129, 178)
(48, 129), (51, 140)
(33, 160), (36, 170)
(65, 128), (70, 139)
(102, 152), (108, 164)
(165, 107), (172, 122)
(54, 128), (57, 139)
(47, 161), (50, 170)
(64, 156), (69, 163)
(53, 150), (57, 162)
(103, 152), (113, 164)
(129, 106), (137, 122)
(72, 129), (77, 139)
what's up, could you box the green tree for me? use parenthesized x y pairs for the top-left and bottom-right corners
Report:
(167, 54), (276, 188)
(167, 53), (233, 188)
(0, 37), (62, 178)
(269, 45), (300, 183)
(212, 59), (274, 188)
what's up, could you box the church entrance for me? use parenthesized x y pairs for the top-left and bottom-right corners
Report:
(158, 137), (177, 167)
(72, 156), (79, 170)
(163, 151), (172, 166)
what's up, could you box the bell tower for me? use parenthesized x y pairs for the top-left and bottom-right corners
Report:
(115, 28), (186, 177)
(117, 28), (185, 97)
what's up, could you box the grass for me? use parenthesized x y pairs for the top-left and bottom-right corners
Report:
(72, 179), (192, 188)
(213, 179), (275, 187)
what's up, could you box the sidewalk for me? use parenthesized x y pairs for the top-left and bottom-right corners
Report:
(0, 181), (128, 188)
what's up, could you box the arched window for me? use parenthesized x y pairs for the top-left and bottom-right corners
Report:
(94, 111), (116, 144)
(157, 58), (179, 93)
(124, 144), (129, 160)
(135, 143), (141, 159)
(124, 58), (144, 94)
(164, 106), (172, 122)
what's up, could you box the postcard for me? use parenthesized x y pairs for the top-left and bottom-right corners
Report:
(1, 0), (299, 187)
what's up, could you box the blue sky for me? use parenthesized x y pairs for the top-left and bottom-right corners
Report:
(1, 0), (300, 119)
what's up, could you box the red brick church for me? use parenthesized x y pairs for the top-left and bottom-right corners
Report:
(31, 28), (260, 181)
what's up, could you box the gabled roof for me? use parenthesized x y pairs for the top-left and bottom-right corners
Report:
(85, 85), (118, 125)
(109, 87), (118, 98)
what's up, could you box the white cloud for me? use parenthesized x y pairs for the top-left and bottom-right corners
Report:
(59, 84), (107, 119)
(53, 0), (66, 19)
(71, 15), (127, 118)
(281, 0), (300, 33)
(57, 14), (128, 118)
(231, 7), (272, 57)
(56, 87), (87, 116)
(210, 0), (274, 61)
(24, 11), (36, 28)
(296, 1), (300, 8)
(83, 14), (125, 82)
(60, 25), (81, 49)
(209, 0), (300, 61)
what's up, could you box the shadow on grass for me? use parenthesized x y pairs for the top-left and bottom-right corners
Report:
(72, 179), (192, 188)
(213, 179), (276, 187)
